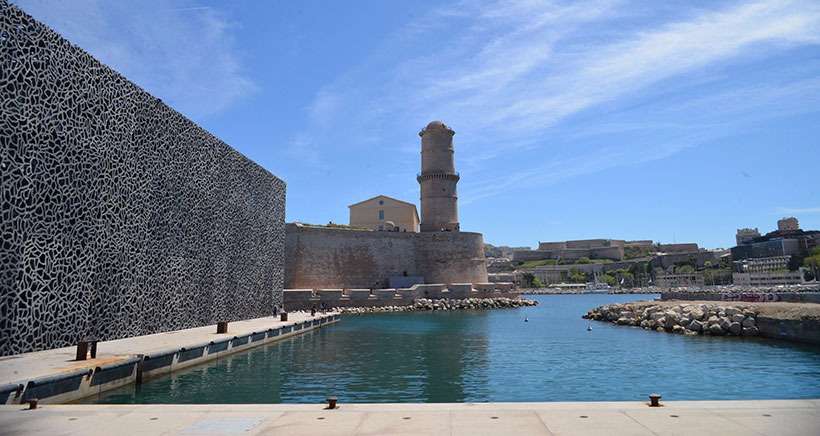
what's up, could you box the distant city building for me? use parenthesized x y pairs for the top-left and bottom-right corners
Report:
(348, 195), (419, 232)
(730, 238), (802, 261)
(736, 228), (761, 245)
(778, 217), (800, 232)
(655, 272), (705, 287)
(734, 256), (791, 273)
(732, 271), (805, 287)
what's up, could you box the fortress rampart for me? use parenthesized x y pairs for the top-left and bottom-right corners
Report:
(285, 224), (488, 289)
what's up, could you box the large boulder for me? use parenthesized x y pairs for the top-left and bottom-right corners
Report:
(731, 314), (745, 323)
(687, 320), (703, 332)
(708, 323), (725, 335)
(728, 322), (742, 336)
(742, 317), (756, 328)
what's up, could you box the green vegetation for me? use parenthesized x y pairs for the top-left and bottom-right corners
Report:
(803, 247), (820, 281)
(624, 246), (652, 260)
(531, 276), (544, 288)
(675, 264), (696, 273)
(517, 259), (558, 268)
(568, 268), (587, 283)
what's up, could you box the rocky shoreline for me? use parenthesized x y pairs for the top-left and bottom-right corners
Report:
(583, 302), (760, 337)
(339, 297), (538, 314)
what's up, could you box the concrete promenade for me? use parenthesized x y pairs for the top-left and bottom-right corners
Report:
(0, 399), (817, 435)
(0, 312), (339, 404)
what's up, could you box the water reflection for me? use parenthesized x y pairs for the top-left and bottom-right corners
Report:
(88, 295), (820, 404)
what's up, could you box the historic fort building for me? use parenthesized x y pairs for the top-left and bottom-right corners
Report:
(418, 121), (460, 232)
(285, 121), (489, 290)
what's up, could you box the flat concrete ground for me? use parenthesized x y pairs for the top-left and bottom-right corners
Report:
(1, 400), (818, 436)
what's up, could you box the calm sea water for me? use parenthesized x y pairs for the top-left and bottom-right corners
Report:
(87, 294), (820, 404)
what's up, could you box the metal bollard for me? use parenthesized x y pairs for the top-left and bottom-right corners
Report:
(75, 341), (89, 361)
(217, 321), (229, 334)
(326, 396), (338, 409)
(280, 312), (288, 322)
(649, 393), (662, 407)
(28, 399), (38, 410)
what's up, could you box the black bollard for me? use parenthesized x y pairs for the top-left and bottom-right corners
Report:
(649, 393), (662, 407)
(217, 321), (229, 334)
(326, 396), (338, 409)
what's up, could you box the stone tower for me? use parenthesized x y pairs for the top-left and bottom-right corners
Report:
(418, 121), (460, 232)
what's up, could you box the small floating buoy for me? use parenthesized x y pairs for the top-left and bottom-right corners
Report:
(524, 317), (529, 322)
(587, 324), (592, 331)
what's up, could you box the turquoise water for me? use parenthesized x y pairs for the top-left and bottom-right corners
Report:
(87, 294), (820, 404)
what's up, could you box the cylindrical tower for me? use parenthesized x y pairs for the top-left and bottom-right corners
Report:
(417, 120), (460, 232)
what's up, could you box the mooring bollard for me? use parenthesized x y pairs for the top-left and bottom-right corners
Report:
(89, 339), (98, 358)
(649, 393), (662, 407)
(326, 396), (338, 409)
(75, 340), (89, 361)
(280, 312), (288, 322)
(217, 321), (229, 334)
(27, 399), (38, 410)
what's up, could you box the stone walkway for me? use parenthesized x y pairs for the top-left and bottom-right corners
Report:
(0, 311), (334, 386)
(1, 399), (817, 435)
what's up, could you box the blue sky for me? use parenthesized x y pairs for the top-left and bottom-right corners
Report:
(16, 0), (820, 249)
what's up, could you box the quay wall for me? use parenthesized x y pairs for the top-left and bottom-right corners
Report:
(283, 283), (516, 311)
(0, 314), (340, 405)
(0, 3), (285, 356)
(285, 224), (487, 289)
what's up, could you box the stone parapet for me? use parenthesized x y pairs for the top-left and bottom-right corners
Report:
(283, 283), (520, 311)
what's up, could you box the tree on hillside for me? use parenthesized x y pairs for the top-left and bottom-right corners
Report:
(804, 247), (820, 281)
(568, 268), (587, 283)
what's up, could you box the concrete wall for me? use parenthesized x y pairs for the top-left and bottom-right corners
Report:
(0, 3), (285, 356)
(512, 246), (624, 262)
(283, 283), (516, 310)
(285, 224), (487, 289)
(657, 243), (699, 253)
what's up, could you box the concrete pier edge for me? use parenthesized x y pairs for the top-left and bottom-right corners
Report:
(0, 313), (341, 405)
(0, 399), (817, 435)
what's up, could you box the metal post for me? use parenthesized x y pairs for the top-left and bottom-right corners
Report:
(217, 321), (228, 334)
(649, 393), (662, 407)
(75, 341), (89, 361)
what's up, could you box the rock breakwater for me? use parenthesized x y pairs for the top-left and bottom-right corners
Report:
(583, 302), (760, 337)
(340, 297), (537, 314)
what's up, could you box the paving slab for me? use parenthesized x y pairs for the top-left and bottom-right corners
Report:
(0, 400), (817, 436)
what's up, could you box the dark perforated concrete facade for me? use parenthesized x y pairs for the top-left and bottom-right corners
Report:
(0, 2), (285, 356)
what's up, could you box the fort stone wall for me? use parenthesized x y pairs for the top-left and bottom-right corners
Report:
(0, 3), (285, 356)
(285, 224), (488, 289)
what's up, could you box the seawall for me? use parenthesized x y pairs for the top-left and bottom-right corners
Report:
(285, 224), (488, 289)
(585, 300), (820, 345)
(283, 283), (516, 311)
(0, 313), (339, 405)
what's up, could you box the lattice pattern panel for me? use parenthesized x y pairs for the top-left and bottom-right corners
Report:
(0, 1), (285, 356)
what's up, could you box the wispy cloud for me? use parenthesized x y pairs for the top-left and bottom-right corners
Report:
(775, 207), (820, 215)
(295, 0), (820, 199)
(14, 0), (255, 119)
